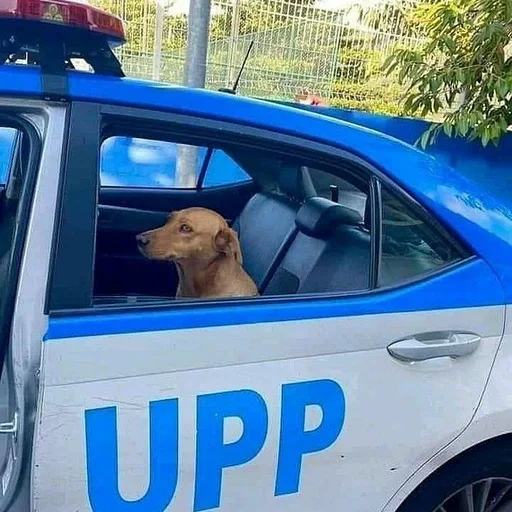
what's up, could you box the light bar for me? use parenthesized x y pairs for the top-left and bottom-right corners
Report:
(0, 0), (125, 42)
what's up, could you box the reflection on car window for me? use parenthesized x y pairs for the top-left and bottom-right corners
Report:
(0, 127), (18, 184)
(380, 187), (463, 287)
(100, 136), (250, 189)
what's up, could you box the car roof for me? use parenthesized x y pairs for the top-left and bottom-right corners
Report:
(2, 66), (512, 299)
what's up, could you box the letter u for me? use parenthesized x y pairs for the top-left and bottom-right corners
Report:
(85, 399), (178, 512)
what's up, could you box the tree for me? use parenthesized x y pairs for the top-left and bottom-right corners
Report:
(382, 0), (512, 147)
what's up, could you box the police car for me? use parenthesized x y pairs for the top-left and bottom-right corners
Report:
(0, 1), (511, 511)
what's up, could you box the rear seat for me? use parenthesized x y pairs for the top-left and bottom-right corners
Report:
(233, 165), (314, 291)
(264, 197), (371, 295)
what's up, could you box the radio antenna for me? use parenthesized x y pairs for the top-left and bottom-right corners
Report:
(219, 40), (254, 94)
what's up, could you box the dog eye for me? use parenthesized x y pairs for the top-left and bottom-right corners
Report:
(179, 224), (192, 233)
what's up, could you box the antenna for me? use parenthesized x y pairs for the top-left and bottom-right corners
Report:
(219, 40), (254, 95)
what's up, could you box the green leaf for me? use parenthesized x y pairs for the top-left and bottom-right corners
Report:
(398, 62), (413, 84)
(381, 54), (397, 73)
(421, 102), (431, 117)
(443, 123), (453, 137)
(459, 117), (469, 136)
(419, 129), (432, 149)
(498, 79), (509, 98)
(482, 129), (490, 147)
(410, 96), (424, 113)
(442, 35), (456, 52)
(403, 94), (417, 112)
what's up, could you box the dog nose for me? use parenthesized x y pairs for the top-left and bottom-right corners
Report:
(136, 234), (149, 247)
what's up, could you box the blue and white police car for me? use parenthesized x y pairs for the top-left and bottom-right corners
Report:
(0, 1), (511, 511)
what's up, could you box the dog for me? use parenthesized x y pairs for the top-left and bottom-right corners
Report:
(136, 207), (258, 299)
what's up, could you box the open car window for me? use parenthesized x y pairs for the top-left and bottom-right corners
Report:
(92, 129), (374, 306)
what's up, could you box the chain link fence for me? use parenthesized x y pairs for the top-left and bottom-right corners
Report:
(91, 0), (423, 115)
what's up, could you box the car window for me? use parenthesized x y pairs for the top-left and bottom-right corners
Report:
(0, 127), (18, 184)
(100, 136), (251, 188)
(92, 133), (373, 304)
(379, 186), (465, 287)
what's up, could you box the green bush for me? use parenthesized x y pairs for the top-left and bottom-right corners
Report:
(330, 80), (406, 116)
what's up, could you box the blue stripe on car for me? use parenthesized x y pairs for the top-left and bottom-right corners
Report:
(44, 258), (503, 340)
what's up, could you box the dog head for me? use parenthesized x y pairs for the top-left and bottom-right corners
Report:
(136, 207), (242, 264)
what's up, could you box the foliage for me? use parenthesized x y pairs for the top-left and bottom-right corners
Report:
(331, 74), (407, 117)
(332, 31), (406, 117)
(355, 1), (417, 39)
(383, 0), (512, 147)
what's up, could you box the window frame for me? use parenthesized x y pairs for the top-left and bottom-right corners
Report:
(46, 101), (472, 314)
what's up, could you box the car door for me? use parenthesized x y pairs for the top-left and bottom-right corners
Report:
(0, 102), (67, 512)
(34, 102), (505, 512)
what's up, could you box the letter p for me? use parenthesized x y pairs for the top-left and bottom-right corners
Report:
(194, 389), (268, 511)
(275, 379), (345, 496)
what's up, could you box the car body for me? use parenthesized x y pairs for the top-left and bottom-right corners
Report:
(1, 6), (512, 512)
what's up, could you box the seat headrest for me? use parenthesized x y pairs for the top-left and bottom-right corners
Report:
(296, 197), (362, 237)
(278, 164), (316, 202)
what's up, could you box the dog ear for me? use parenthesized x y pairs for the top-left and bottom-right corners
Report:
(215, 228), (243, 264)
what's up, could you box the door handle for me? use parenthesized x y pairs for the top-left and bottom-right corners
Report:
(387, 331), (481, 362)
(0, 411), (18, 436)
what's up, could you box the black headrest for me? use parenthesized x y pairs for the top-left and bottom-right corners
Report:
(278, 164), (316, 202)
(296, 197), (362, 237)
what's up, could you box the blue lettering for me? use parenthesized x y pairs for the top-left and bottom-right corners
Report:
(194, 389), (268, 511)
(275, 379), (345, 496)
(85, 399), (178, 511)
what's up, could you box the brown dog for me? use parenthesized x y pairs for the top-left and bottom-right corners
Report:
(136, 207), (258, 299)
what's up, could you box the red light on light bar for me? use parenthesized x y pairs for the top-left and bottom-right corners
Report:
(0, 0), (125, 41)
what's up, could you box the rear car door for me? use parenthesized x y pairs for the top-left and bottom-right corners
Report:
(34, 102), (505, 512)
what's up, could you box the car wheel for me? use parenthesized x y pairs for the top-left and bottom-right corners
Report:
(397, 440), (512, 512)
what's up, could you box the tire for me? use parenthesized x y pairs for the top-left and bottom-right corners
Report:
(397, 439), (512, 512)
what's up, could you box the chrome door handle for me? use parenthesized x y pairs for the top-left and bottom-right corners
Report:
(387, 331), (481, 362)
(0, 411), (18, 435)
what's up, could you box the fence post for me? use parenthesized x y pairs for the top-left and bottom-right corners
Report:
(328, 11), (343, 100)
(226, 0), (241, 86)
(177, 0), (212, 188)
(152, 0), (165, 80)
(183, 0), (212, 87)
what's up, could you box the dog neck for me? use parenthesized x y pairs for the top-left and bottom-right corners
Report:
(174, 255), (231, 298)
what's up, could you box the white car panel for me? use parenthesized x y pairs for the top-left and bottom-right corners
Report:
(34, 304), (503, 511)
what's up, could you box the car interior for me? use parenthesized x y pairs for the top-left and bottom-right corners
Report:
(0, 125), (465, 310)
(92, 133), (462, 308)
(93, 136), (377, 306)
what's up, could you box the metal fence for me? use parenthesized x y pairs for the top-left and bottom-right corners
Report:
(91, 0), (422, 114)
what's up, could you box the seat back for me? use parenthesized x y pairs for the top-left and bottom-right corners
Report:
(232, 165), (315, 291)
(264, 197), (371, 295)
